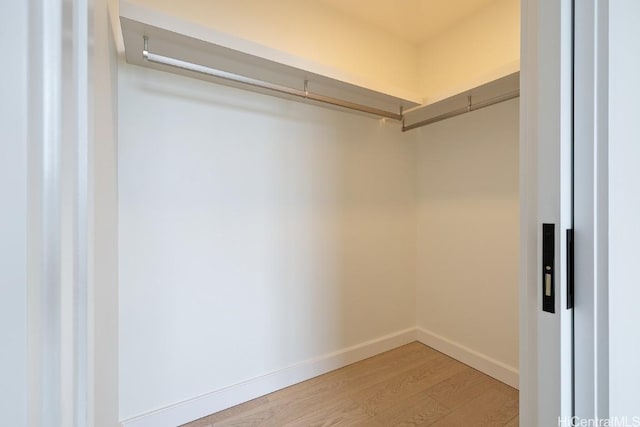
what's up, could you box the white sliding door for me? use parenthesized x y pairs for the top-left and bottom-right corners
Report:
(520, 0), (574, 425)
(522, 0), (640, 424)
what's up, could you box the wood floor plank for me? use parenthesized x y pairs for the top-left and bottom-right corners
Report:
(216, 346), (446, 426)
(370, 390), (451, 426)
(505, 415), (520, 426)
(182, 342), (519, 427)
(352, 354), (468, 417)
(181, 396), (270, 426)
(423, 367), (496, 410)
(215, 358), (434, 427)
(267, 343), (439, 403)
(429, 385), (519, 427)
(281, 398), (373, 427)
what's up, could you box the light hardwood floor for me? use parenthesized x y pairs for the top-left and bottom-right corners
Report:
(183, 342), (518, 426)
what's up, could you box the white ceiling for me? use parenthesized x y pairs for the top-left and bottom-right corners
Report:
(318, 0), (501, 45)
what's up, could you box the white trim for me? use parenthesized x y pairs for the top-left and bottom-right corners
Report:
(573, 0), (610, 418)
(519, 1), (538, 424)
(120, 328), (417, 427)
(120, 325), (525, 426)
(27, 0), (93, 424)
(74, 0), (91, 424)
(416, 328), (519, 390)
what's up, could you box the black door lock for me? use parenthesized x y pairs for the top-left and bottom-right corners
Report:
(542, 223), (555, 313)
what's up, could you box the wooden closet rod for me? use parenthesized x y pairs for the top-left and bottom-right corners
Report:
(142, 37), (404, 121)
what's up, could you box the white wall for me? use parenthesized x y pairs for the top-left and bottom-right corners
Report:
(0, 2), (28, 426)
(118, 64), (417, 421)
(418, 0), (520, 103)
(608, 0), (640, 418)
(415, 99), (520, 377)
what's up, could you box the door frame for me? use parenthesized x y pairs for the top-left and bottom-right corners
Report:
(572, 0), (610, 419)
(22, 0), (615, 424)
(27, 0), (92, 424)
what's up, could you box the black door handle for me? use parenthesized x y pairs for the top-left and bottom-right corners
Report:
(542, 223), (555, 313)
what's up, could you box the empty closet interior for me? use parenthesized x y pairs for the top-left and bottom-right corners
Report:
(116, 0), (520, 425)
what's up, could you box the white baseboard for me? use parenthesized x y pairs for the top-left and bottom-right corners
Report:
(416, 327), (519, 389)
(121, 327), (519, 426)
(120, 327), (417, 427)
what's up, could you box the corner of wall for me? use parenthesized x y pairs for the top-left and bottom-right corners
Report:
(413, 99), (520, 391)
(418, 0), (521, 103)
(416, 328), (518, 389)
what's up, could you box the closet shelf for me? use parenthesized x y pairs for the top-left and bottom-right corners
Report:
(120, 2), (520, 129)
(402, 72), (520, 132)
(120, 2), (421, 120)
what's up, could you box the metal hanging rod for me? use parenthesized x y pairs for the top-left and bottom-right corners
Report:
(142, 37), (403, 121)
(402, 90), (519, 132)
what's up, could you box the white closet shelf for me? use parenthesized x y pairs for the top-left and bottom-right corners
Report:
(120, 2), (520, 129)
(402, 72), (520, 131)
(120, 2), (421, 121)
